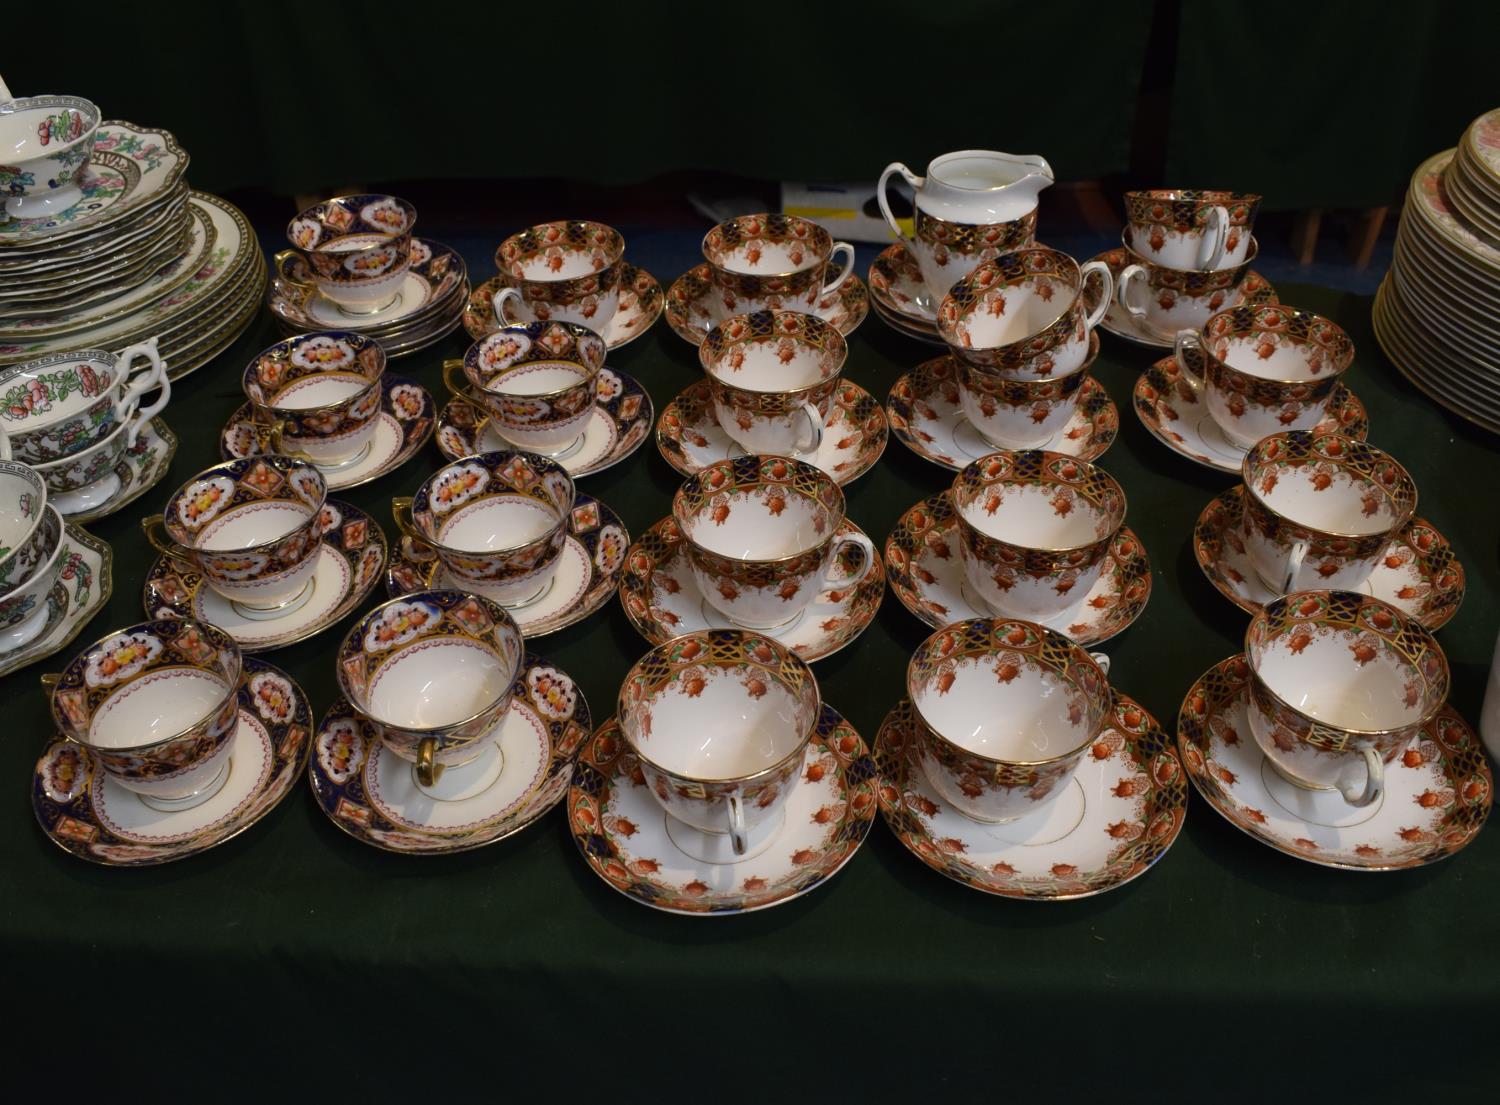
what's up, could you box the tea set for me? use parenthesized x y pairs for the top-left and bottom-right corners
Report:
(16, 140), (1490, 909)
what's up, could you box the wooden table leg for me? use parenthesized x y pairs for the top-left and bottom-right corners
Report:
(1349, 206), (1389, 270)
(1291, 209), (1324, 266)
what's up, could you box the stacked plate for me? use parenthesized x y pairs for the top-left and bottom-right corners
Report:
(1373, 108), (1500, 433)
(0, 121), (265, 379)
(265, 238), (468, 358)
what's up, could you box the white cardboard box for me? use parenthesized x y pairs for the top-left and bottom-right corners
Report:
(780, 181), (911, 244)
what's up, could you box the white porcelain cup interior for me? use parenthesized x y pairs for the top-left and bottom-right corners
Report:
(363, 638), (512, 734)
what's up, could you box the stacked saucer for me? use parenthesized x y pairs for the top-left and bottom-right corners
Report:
(1373, 109), (1500, 433)
(0, 110), (264, 379)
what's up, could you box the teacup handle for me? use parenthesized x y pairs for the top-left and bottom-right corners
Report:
(39, 672), (60, 692)
(876, 161), (921, 244)
(1340, 747), (1384, 808)
(821, 530), (877, 590)
(1278, 540), (1309, 595)
(819, 242), (856, 301)
(795, 402), (825, 455)
(441, 359), (489, 417)
(272, 249), (314, 289)
(244, 414), (317, 465)
(490, 286), (524, 326)
(416, 738), (442, 788)
(116, 336), (171, 448)
(1115, 264), (1148, 325)
(725, 793), (749, 856)
(391, 496), (428, 546)
(1078, 260), (1114, 332)
(140, 514), (198, 568)
(0, 426), (10, 461)
(1198, 206), (1231, 270)
(1089, 652), (1111, 676)
(1173, 328), (1206, 384)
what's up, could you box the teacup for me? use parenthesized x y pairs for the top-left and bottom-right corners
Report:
(0, 339), (171, 465)
(143, 456), (329, 618)
(241, 331), (385, 469)
(699, 310), (846, 457)
(0, 504), (64, 650)
(336, 590), (523, 793)
(392, 451), (574, 608)
(445, 320), (607, 458)
(1114, 235), (1258, 338)
(701, 213), (855, 322)
(953, 450), (1126, 623)
(0, 95), (99, 219)
(907, 617), (1113, 823)
(1175, 304), (1356, 449)
(275, 194), (416, 316)
(46, 617), (243, 810)
(936, 248), (1111, 378)
(492, 220), (625, 330)
(672, 455), (876, 630)
(1246, 591), (1450, 808)
(1241, 431), (1418, 595)
(956, 332), (1099, 449)
(618, 629), (820, 858)
(0, 460), (49, 594)
(1124, 189), (1261, 271)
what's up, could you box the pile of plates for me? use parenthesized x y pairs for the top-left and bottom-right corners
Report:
(0, 121), (265, 379)
(1374, 107), (1500, 432)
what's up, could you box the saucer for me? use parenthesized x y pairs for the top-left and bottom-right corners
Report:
(568, 704), (876, 915)
(619, 516), (885, 662)
(387, 494), (628, 638)
(867, 242), (940, 329)
(463, 262), (664, 350)
(1193, 487), (1465, 630)
(665, 263), (869, 346)
(34, 657), (311, 866)
(887, 357), (1118, 471)
(143, 500), (388, 652)
(435, 367), (653, 477)
(309, 652), (591, 854)
(1177, 655), (1491, 870)
(656, 378), (888, 486)
(266, 238), (467, 331)
(884, 492), (1150, 647)
(0, 523), (111, 679)
(872, 296), (946, 346)
(1133, 348), (1370, 473)
(52, 416), (177, 525)
(221, 374), (435, 490)
(1087, 246), (1280, 349)
(876, 694), (1186, 900)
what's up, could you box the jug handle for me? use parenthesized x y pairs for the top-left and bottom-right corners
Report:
(877, 162), (922, 243)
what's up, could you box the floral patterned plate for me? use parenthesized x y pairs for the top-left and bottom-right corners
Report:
(161, 256), (267, 382)
(1177, 654), (1491, 870)
(266, 238), (468, 332)
(618, 515), (884, 662)
(309, 652), (590, 854)
(0, 202), (212, 340)
(884, 492), (1151, 647)
(0, 121), (189, 246)
(221, 374), (435, 490)
(886, 358), (1118, 471)
(51, 416), (177, 525)
(1193, 487), (1465, 630)
(387, 494), (628, 638)
(435, 366), (653, 477)
(0, 211), (190, 305)
(143, 500), (388, 653)
(867, 241), (940, 329)
(665, 263), (869, 346)
(568, 704), (876, 915)
(1086, 246), (1280, 350)
(1133, 348), (1370, 473)
(0, 194), (256, 367)
(876, 694), (1186, 900)
(33, 658), (312, 866)
(0, 523), (111, 680)
(463, 262), (664, 350)
(656, 378), (887, 486)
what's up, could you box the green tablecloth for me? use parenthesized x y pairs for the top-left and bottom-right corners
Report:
(0, 275), (1496, 1097)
